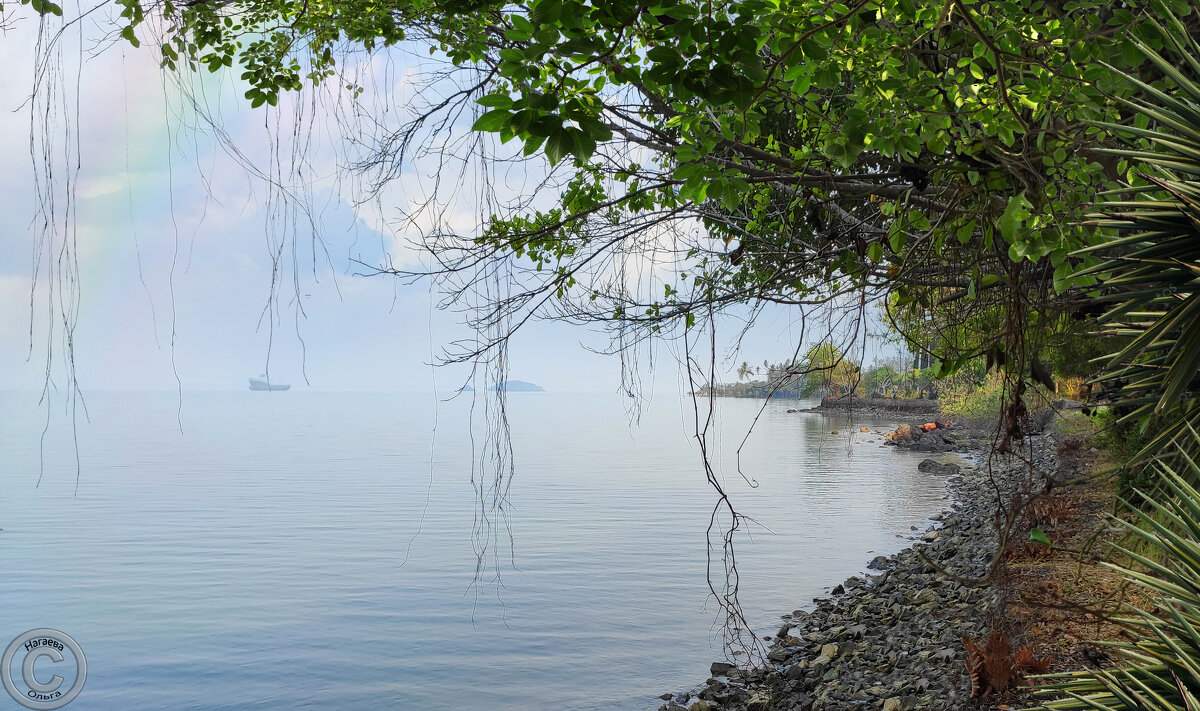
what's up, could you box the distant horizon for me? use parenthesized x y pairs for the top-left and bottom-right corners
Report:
(0, 386), (683, 395)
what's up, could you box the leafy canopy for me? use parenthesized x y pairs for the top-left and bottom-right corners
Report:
(12, 0), (1193, 374)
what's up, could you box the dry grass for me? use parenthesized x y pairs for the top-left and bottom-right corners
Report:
(987, 411), (1151, 709)
(1004, 483), (1133, 670)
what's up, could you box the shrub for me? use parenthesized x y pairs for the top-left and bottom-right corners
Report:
(939, 372), (1006, 422)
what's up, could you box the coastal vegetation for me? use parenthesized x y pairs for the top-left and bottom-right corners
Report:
(707, 357), (935, 400)
(1031, 23), (1200, 710)
(708, 343), (934, 400)
(13, 0), (1200, 707)
(709, 345), (867, 398)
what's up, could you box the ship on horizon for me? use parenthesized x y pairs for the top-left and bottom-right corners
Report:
(248, 374), (290, 391)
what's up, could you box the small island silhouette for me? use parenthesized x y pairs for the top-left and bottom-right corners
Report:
(488, 380), (545, 392)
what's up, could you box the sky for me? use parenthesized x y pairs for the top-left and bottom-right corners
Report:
(0, 10), (903, 396)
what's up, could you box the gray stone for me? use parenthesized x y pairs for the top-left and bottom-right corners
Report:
(917, 459), (961, 476)
(845, 624), (868, 638)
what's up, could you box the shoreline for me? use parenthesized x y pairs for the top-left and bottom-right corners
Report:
(657, 419), (1054, 711)
(813, 396), (944, 417)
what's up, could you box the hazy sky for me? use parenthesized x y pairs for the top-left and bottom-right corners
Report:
(0, 13), (901, 396)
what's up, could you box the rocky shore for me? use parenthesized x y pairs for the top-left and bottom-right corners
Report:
(657, 425), (1059, 711)
(814, 396), (943, 417)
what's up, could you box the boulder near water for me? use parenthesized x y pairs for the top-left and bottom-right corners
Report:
(918, 458), (962, 476)
(885, 423), (918, 445)
(885, 420), (958, 452)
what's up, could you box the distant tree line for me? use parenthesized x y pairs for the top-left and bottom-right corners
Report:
(705, 343), (937, 400)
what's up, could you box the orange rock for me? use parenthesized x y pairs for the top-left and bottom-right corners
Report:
(921, 422), (938, 431)
(860, 426), (870, 433)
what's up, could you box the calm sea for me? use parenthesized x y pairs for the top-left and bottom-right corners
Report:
(0, 391), (950, 710)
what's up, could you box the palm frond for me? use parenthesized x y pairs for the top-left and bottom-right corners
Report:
(1039, 434), (1200, 709)
(1082, 18), (1200, 466)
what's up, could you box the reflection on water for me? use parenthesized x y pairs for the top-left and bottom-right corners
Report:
(0, 391), (951, 711)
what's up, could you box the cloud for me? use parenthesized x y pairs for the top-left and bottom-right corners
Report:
(78, 174), (129, 200)
(0, 15), (647, 394)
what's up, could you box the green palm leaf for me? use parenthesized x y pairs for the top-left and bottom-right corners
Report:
(1038, 431), (1200, 710)
(1080, 19), (1200, 463)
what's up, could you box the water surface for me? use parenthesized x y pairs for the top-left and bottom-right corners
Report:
(0, 391), (950, 710)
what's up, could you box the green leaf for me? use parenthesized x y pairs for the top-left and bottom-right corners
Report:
(574, 130), (597, 162)
(1029, 528), (1051, 546)
(531, 0), (562, 25)
(523, 134), (546, 157)
(1120, 39), (1146, 67)
(784, 64), (807, 82)
(998, 192), (1029, 244)
(120, 25), (140, 47)
(956, 220), (976, 245)
(505, 27), (533, 42)
(579, 118), (613, 142)
(477, 94), (513, 109)
(800, 38), (827, 61)
(471, 109), (513, 133)
(29, 0), (62, 16)
(545, 129), (573, 165)
(510, 14), (533, 32)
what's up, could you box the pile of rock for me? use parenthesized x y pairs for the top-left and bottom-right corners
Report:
(657, 434), (1060, 711)
(883, 421), (958, 453)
